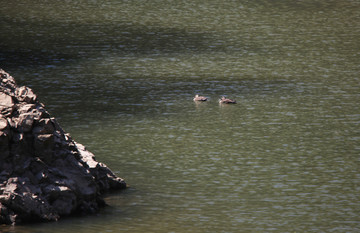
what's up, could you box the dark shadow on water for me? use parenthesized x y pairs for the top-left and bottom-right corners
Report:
(0, 18), (235, 70)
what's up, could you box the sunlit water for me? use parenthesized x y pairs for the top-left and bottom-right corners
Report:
(1, 0), (360, 232)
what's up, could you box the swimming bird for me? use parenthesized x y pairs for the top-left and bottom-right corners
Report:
(193, 94), (208, 101)
(219, 96), (236, 104)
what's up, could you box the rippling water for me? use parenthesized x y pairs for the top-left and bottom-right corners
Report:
(1, 0), (360, 232)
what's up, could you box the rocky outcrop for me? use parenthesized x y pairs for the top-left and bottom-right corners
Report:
(0, 69), (126, 225)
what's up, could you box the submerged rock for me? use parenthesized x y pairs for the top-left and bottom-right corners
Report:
(0, 69), (126, 225)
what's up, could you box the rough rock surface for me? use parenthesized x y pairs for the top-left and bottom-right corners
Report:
(0, 69), (126, 225)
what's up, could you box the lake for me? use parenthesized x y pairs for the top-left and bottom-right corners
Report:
(0, 0), (359, 232)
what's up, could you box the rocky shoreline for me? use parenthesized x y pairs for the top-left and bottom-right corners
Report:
(0, 69), (126, 225)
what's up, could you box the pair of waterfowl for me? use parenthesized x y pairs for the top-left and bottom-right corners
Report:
(193, 95), (236, 104)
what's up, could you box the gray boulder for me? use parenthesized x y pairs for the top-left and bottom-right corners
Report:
(0, 70), (126, 225)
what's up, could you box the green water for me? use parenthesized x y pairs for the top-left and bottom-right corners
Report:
(1, 0), (360, 232)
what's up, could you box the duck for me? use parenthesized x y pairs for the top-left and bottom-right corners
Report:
(193, 94), (208, 101)
(219, 96), (236, 104)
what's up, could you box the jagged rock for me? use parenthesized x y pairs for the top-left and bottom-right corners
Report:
(0, 69), (127, 225)
(0, 93), (14, 117)
(15, 86), (37, 104)
(0, 93), (13, 109)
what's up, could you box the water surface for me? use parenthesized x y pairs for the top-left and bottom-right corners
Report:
(0, 0), (359, 232)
